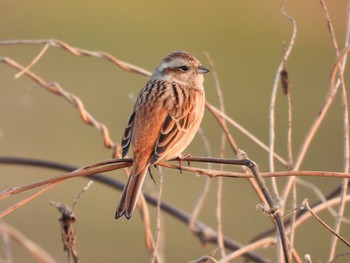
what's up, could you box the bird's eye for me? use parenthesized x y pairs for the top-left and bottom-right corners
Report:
(178, 66), (189, 72)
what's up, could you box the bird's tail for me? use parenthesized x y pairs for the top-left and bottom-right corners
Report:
(115, 165), (148, 220)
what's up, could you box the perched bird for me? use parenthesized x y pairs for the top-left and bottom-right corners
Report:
(115, 51), (209, 220)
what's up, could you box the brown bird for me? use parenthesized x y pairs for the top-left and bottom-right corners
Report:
(115, 51), (209, 220)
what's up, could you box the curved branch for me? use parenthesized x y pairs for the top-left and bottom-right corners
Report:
(0, 156), (269, 263)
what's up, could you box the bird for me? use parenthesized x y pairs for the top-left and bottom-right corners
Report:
(115, 51), (209, 220)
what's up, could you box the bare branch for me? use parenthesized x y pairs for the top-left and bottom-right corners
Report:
(205, 52), (226, 259)
(303, 200), (350, 248)
(219, 237), (276, 263)
(151, 168), (164, 263)
(0, 221), (56, 263)
(293, 30), (350, 173)
(205, 102), (289, 168)
(0, 57), (116, 150)
(321, 0), (350, 259)
(15, 43), (50, 78)
(189, 129), (212, 233)
(0, 39), (151, 76)
(268, 0), (297, 211)
(0, 157), (270, 263)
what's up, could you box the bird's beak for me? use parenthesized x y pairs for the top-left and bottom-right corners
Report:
(198, 65), (209, 74)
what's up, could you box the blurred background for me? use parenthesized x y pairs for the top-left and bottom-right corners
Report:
(1, 0), (349, 262)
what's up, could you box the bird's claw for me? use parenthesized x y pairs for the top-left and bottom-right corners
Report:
(177, 153), (191, 174)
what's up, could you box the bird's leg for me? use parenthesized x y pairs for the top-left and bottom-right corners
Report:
(176, 153), (192, 174)
(148, 166), (157, 185)
(180, 153), (191, 166)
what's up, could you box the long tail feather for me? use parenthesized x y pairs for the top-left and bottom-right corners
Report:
(115, 165), (149, 220)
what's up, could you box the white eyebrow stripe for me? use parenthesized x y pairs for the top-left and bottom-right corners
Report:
(158, 58), (186, 72)
(158, 61), (171, 72)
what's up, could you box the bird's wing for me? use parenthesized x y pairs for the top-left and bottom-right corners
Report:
(121, 111), (136, 157)
(150, 89), (197, 164)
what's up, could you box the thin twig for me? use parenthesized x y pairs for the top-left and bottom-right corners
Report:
(269, 13), (297, 262)
(216, 136), (225, 259)
(1, 182), (59, 218)
(329, 251), (350, 263)
(323, 0), (350, 260)
(205, 52), (226, 259)
(0, 221), (56, 263)
(0, 57), (116, 150)
(72, 181), (93, 211)
(295, 178), (344, 220)
(151, 168), (163, 263)
(251, 189), (350, 243)
(233, 150), (290, 263)
(292, 35), (350, 174)
(281, 40), (295, 262)
(269, 0), (297, 208)
(0, 39), (151, 76)
(189, 253), (219, 263)
(1, 222), (12, 263)
(0, 160), (131, 201)
(292, 196), (350, 231)
(15, 43), (50, 79)
(205, 102), (289, 168)
(286, 81), (293, 169)
(206, 101), (269, 208)
(189, 129), (212, 232)
(303, 200), (350, 248)
(288, 179), (297, 263)
(219, 237), (276, 263)
(135, 191), (156, 257)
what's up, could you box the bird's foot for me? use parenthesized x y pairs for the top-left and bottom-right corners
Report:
(176, 153), (191, 174)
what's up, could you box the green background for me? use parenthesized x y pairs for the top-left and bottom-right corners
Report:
(1, 1), (349, 262)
